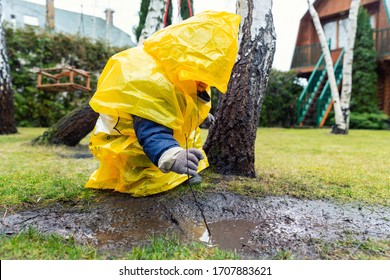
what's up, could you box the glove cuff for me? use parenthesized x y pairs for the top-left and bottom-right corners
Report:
(158, 147), (183, 173)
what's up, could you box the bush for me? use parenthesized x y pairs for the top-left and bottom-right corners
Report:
(259, 69), (303, 127)
(349, 112), (389, 130)
(5, 25), (126, 127)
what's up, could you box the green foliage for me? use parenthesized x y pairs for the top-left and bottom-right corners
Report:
(180, 0), (194, 19)
(135, 0), (192, 43)
(351, 7), (378, 114)
(260, 69), (303, 127)
(5, 25), (124, 127)
(135, 0), (151, 42)
(349, 112), (389, 129)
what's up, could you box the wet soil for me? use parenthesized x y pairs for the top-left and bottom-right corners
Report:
(1, 192), (390, 259)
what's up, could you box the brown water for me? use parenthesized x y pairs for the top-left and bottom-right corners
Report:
(192, 220), (257, 253)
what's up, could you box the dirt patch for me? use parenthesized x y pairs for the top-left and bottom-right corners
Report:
(1, 192), (390, 259)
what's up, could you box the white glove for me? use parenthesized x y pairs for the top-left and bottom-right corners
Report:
(158, 148), (204, 177)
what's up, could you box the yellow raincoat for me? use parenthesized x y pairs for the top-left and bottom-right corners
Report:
(86, 11), (241, 196)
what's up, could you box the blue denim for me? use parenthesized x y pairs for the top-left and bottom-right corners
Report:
(133, 115), (180, 166)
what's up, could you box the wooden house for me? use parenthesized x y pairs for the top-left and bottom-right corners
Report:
(291, 0), (390, 126)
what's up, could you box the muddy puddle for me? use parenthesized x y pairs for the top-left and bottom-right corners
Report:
(1, 192), (390, 259)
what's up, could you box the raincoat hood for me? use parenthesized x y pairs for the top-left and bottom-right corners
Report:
(144, 11), (241, 93)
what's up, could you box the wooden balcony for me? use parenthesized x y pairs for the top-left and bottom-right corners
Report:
(291, 27), (390, 73)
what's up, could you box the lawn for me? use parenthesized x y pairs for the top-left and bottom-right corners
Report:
(254, 128), (390, 205)
(1, 128), (389, 208)
(0, 127), (389, 260)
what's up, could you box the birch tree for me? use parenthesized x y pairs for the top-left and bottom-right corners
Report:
(138, 0), (166, 45)
(308, 0), (361, 134)
(204, 0), (276, 177)
(307, 0), (345, 133)
(0, 1), (17, 135)
(339, 0), (361, 133)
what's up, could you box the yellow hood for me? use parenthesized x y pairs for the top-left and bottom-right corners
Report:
(144, 11), (241, 93)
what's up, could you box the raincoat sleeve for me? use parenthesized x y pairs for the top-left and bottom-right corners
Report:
(133, 115), (180, 166)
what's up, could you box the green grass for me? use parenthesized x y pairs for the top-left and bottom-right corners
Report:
(0, 227), (98, 259)
(1, 127), (390, 260)
(0, 228), (237, 260)
(312, 238), (390, 260)
(255, 128), (390, 205)
(127, 235), (239, 260)
(1, 127), (389, 207)
(0, 128), (97, 208)
(199, 128), (390, 206)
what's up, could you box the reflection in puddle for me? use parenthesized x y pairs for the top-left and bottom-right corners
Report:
(198, 228), (212, 244)
(192, 220), (257, 252)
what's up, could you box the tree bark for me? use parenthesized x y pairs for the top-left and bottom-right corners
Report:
(340, 0), (361, 133)
(32, 102), (98, 146)
(307, 0), (346, 133)
(138, 0), (166, 45)
(0, 2), (17, 135)
(204, 0), (276, 177)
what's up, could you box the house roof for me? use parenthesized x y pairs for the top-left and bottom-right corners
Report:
(2, 0), (135, 48)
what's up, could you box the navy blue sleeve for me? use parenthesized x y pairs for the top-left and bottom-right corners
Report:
(133, 115), (180, 166)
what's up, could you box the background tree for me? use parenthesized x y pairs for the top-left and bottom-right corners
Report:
(351, 6), (378, 114)
(339, 0), (361, 132)
(204, 0), (276, 177)
(137, 0), (167, 45)
(180, 0), (193, 20)
(137, 0), (194, 44)
(308, 0), (361, 134)
(0, 2), (17, 134)
(135, 0), (152, 42)
(307, 0), (345, 133)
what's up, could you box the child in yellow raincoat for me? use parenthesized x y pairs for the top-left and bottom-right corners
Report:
(86, 11), (241, 196)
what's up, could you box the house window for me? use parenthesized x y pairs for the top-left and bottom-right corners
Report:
(323, 18), (349, 50)
(338, 18), (349, 49)
(323, 20), (337, 49)
(23, 15), (39, 27)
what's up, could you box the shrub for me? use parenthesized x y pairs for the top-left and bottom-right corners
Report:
(259, 69), (303, 127)
(349, 112), (389, 130)
(5, 25), (126, 127)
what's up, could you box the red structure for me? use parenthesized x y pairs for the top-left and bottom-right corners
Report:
(291, 0), (390, 121)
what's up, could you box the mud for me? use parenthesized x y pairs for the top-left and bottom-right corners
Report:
(1, 192), (389, 259)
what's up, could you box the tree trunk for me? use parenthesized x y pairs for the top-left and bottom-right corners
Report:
(138, 0), (166, 45)
(340, 0), (361, 133)
(32, 102), (98, 146)
(307, 0), (346, 133)
(0, 2), (17, 135)
(204, 0), (276, 177)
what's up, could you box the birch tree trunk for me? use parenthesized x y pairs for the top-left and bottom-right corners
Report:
(340, 0), (361, 133)
(0, 2), (17, 135)
(307, 0), (346, 133)
(171, 0), (182, 24)
(138, 0), (166, 45)
(204, 0), (276, 177)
